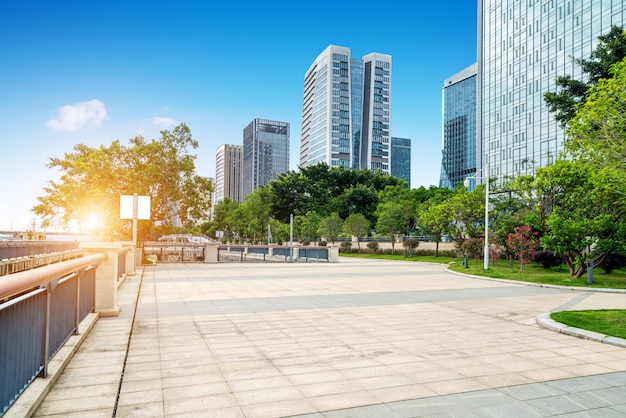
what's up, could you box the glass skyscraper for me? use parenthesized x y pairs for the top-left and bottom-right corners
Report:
(478, 0), (626, 183)
(300, 45), (392, 173)
(391, 137), (411, 187)
(440, 64), (477, 189)
(242, 119), (289, 199)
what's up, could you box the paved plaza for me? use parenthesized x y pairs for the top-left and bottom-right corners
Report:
(31, 258), (626, 417)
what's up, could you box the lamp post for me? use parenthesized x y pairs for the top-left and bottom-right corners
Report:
(464, 163), (490, 270)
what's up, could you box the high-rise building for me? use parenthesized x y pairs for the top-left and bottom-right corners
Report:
(215, 144), (243, 204)
(478, 0), (626, 183)
(300, 45), (392, 173)
(391, 137), (411, 187)
(440, 64), (477, 189)
(242, 119), (290, 198)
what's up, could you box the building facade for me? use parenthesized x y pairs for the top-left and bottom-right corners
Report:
(391, 137), (411, 187)
(242, 119), (290, 198)
(215, 144), (243, 204)
(440, 63), (477, 189)
(478, 0), (626, 183)
(300, 45), (392, 173)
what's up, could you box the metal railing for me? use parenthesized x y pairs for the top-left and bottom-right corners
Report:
(143, 242), (204, 262)
(0, 254), (105, 415)
(0, 241), (79, 261)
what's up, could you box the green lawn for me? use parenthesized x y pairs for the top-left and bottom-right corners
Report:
(551, 310), (626, 339)
(341, 252), (626, 340)
(341, 252), (626, 289)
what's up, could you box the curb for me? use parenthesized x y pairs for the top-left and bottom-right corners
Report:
(444, 265), (626, 293)
(537, 313), (626, 348)
(445, 266), (626, 348)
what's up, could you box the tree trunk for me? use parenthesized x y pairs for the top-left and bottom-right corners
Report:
(435, 241), (439, 257)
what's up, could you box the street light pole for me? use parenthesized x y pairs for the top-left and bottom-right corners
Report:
(483, 163), (489, 270)
(465, 163), (490, 270)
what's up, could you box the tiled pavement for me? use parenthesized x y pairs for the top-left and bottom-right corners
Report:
(29, 258), (626, 417)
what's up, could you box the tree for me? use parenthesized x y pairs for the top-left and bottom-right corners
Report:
(439, 187), (485, 251)
(565, 57), (626, 186)
(318, 213), (343, 244)
(418, 202), (450, 257)
(505, 226), (538, 271)
(33, 123), (212, 242)
(544, 26), (626, 127)
(376, 202), (408, 254)
(532, 160), (626, 278)
(343, 213), (370, 252)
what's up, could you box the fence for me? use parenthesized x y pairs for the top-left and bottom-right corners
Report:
(0, 241), (79, 261)
(0, 254), (105, 415)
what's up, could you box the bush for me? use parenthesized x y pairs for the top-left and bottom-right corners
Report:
(340, 241), (352, 252)
(367, 241), (379, 253)
(301, 240), (310, 246)
(317, 240), (327, 246)
(599, 252), (626, 274)
(533, 249), (562, 269)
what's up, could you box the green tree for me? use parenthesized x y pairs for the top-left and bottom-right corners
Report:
(565, 57), (626, 186)
(544, 26), (626, 127)
(533, 160), (626, 278)
(33, 123), (212, 242)
(318, 212), (343, 244)
(418, 202), (450, 257)
(375, 202), (407, 254)
(343, 213), (370, 252)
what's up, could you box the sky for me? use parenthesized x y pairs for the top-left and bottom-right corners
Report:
(0, 1), (477, 232)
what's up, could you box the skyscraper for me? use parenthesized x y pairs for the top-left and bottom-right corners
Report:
(215, 144), (243, 204)
(391, 137), (411, 187)
(478, 0), (626, 183)
(300, 45), (392, 173)
(440, 64), (477, 189)
(242, 119), (290, 198)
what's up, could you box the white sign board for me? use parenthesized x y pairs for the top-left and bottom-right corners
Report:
(120, 195), (151, 220)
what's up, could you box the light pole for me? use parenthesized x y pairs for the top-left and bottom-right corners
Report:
(464, 163), (490, 270)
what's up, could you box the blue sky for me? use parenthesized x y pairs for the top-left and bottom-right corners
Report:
(0, 1), (477, 231)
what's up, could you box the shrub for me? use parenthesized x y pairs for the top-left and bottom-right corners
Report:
(533, 249), (562, 269)
(599, 252), (626, 274)
(317, 240), (327, 246)
(402, 238), (420, 251)
(301, 240), (310, 246)
(340, 241), (352, 252)
(366, 241), (379, 253)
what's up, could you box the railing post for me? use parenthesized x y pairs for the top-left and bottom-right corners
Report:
(79, 242), (122, 317)
(328, 245), (339, 263)
(203, 243), (219, 263)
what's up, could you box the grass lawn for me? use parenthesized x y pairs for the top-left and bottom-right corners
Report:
(340, 252), (626, 289)
(341, 252), (626, 340)
(551, 310), (626, 339)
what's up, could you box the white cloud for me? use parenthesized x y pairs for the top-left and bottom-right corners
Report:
(47, 99), (108, 131)
(151, 116), (177, 129)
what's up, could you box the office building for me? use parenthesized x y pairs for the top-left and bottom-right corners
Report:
(300, 45), (392, 173)
(391, 137), (411, 187)
(215, 144), (243, 204)
(478, 0), (626, 183)
(440, 64), (477, 189)
(242, 119), (290, 198)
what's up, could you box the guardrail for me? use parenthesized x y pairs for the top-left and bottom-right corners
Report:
(0, 241), (79, 261)
(215, 245), (338, 263)
(0, 242), (136, 416)
(0, 254), (105, 415)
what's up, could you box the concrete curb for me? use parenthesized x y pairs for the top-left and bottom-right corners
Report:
(445, 266), (626, 349)
(537, 312), (626, 348)
(444, 265), (626, 294)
